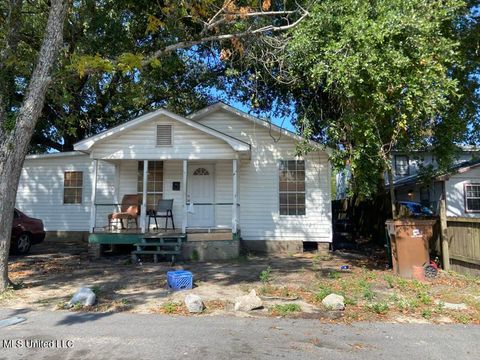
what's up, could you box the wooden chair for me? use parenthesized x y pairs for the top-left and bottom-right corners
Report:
(148, 199), (175, 231)
(108, 194), (140, 230)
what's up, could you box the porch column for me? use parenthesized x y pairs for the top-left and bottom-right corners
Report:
(182, 160), (188, 233)
(89, 159), (98, 233)
(232, 159), (238, 234)
(113, 163), (120, 204)
(141, 160), (148, 232)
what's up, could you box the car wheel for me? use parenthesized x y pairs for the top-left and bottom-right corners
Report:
(14, 233), (32, 255)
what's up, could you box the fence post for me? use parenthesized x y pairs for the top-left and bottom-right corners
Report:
(440, 199), (450, 271)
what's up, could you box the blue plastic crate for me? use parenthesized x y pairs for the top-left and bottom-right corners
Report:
(167, 270), (193, 291)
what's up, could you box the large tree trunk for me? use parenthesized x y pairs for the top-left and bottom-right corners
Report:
(0, 0), (69, 291)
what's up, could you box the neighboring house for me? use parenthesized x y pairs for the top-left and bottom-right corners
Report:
(16, 102), (332, 255)
(391, 149), (480, 217)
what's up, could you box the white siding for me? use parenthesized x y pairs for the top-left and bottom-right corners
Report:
(446, 167), (480, 218)
(16, 155), (115, 231)
(91, 115), (236, 160)
(391, 152), (476, 182)
(17, 108), (333, 241)
(197, 110), (332, 242)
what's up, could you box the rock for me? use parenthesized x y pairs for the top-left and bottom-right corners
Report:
(68, 287), (96, 307)
(185, 294), (204, 313)
(234, 290), (263, 311)
(322, 294), (345, 311)
(434, 300), (468, 311)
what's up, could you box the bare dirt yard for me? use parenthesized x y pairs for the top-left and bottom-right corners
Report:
(2, 240), (479, 324)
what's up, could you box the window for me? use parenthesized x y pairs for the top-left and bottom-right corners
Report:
(64, 171), (83, 204)
(394, 155), (410, 176)
(279, 160), (306, 215)
(465, 184), (480, 212)
(156, 124), (172, 146)
(193, 167), (210, 176)
(138, 161), (164, 211)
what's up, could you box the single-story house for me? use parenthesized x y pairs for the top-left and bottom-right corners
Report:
(16, 103), (332, 257)
(394, 158), (480, 217)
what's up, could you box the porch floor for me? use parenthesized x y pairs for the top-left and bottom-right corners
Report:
(89, 227), (234, 245)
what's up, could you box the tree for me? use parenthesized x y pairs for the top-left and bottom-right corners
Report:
(0, 0), (69, 291)
(0, 0), (308, 291)
(235, 0), (478, 216)
(26, 0), (308, 152)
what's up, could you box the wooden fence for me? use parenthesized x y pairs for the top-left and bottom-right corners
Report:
(446, 217), (480, 277)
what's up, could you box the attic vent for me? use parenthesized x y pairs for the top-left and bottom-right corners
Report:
(156, 124), (172, 146)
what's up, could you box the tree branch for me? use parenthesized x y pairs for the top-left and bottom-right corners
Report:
(143, 8), (309, 66)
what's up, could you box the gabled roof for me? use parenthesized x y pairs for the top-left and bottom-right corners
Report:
(393, 158), (480, 188)
(74, 108), (251, 153)
(188, 102), (331, 153)
(25, 151), (85, 160)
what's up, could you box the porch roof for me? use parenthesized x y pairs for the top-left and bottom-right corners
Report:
(73, 108), (251, 154)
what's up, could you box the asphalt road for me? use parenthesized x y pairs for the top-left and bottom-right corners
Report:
(0, 309), (478, 360)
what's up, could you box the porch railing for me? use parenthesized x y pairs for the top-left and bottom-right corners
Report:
(91, 203), (240, 233)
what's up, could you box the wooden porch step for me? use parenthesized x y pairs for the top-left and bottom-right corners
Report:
(134, 242), (180, 247)
(132, 250), (180, 255)
(143, 234), (185, 239)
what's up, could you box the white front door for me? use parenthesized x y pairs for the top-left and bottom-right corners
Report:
(187, 164), (215, 227)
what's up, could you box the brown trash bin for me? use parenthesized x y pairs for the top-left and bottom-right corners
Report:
(385, 219), (437, 278)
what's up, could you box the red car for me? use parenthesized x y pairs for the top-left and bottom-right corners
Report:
(11, 209), (46, 255)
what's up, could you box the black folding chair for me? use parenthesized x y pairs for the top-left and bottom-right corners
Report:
(148, 199), (175, 231)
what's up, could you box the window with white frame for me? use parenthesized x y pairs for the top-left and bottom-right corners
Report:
(279, 160), (306, 215)
(465, 184), (480, 212)
(138, 161), (164, 211)
(63, 171), (83, 204)
(394, 155), (410, 176)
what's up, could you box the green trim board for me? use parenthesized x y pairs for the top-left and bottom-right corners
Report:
(89, 233), (187, 245)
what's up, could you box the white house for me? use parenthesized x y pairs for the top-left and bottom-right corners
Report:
(392, 150), (480, 217)
(16, 103), (332, 256)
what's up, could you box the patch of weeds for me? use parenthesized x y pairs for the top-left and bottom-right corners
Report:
(396, 278), (409, 291)
(367, 302), (389, 315)
(389, 293), (400, 302)
(0, 286), (16, 302)
(260, 266), (272, 284)
(91, 285), (102, 297)
(191, 250), (200, 262)
(72, 302), (84, 311)
(421, 309), (432, 319)
(411, 280), (428, 292)
(362, 269), (377, 281)
(280, 287), (297, 298)
(383, 274), (395, 289)
(435, 301), (445, 313)
(270, 303), (301, 316)
(417, 292), (432, 305)
(395, 297), (419, 312)
(108, 298), (131, 312)
(327, 270), (340, 279)
(314, 285), (333, 302)
(343, 295), (357, 306)
(359, 280), (374, 301)
(161, 301), (182, 314)
(451, 312), (471, 324)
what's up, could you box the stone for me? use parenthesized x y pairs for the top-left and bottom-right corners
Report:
(322, 294), (345, 311)
(234, 290), (263, 311)
(435, 300), (468, 311)
(185, 294), (204, 313)
(68, 287), (96, 307)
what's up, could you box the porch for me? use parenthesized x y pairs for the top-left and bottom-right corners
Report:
(87, 158), (241, 259)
